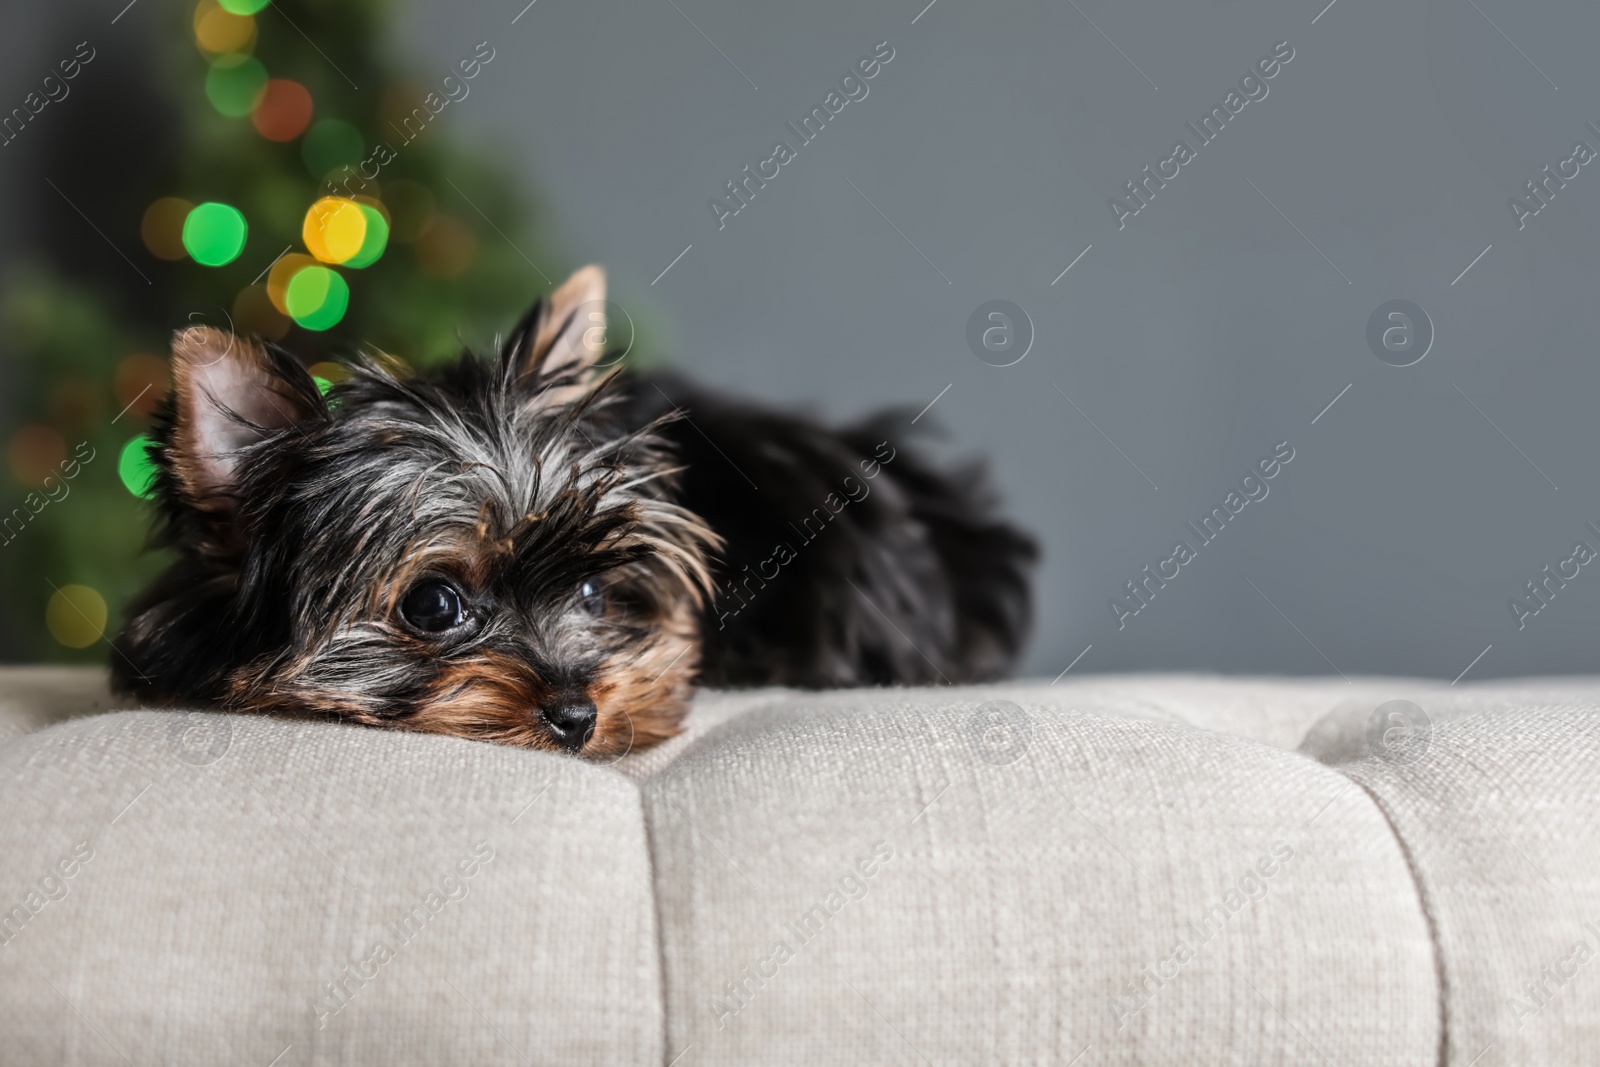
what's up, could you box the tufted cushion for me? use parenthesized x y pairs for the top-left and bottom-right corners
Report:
(1, 669), (1596, 1064)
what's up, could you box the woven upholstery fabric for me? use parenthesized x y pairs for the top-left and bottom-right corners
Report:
(1339, 692), (1600, 1066)
(0, 668), (1596, 1065)
(0, 685), (661, 1066)
(645, 685), (1438, 1066)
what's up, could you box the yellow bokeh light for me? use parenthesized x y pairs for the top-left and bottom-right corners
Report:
(267, 253), (318, 314)
(303, 198), (368, 264)
(193, 0), (256, 54)
(308, 361), (351, 385)
(46, 585), (107, 649)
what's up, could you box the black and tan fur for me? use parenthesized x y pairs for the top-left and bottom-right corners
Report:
(111, 267), (1036, 756)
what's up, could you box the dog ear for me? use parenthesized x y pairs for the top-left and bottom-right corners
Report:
(506, 265), (609, 389)
(165, 326), (323, 520)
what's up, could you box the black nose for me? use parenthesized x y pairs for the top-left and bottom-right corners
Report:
(542, 698), (597, 751)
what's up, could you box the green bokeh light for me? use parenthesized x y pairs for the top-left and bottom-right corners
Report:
(301, 119), (364, 179)
(313, 375), (342, 409)
(118, 435), (159, 499)
(217, 0), (271, 13)
(343, 205), (390, 269)
(182, 202), (248, 267)
(285, 266), (350, 331)
(204, 53), (267, 118)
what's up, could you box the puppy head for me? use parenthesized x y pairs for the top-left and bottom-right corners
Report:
(114, 266), (716, 758)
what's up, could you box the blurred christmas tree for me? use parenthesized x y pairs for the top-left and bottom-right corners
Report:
(1, 0), (555, 662)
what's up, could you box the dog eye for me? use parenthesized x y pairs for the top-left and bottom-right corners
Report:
(401, 580), (466, 633)
(577, 579), (606, 616)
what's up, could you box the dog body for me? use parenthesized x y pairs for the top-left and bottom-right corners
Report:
(112, 267), (1035, 756)
(627, 374), (1033, 689)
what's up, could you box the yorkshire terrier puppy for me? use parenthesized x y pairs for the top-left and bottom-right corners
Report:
(111, 267), (1036, 757)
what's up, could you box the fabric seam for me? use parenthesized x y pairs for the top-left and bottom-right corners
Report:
(1338, 768), (1450, 1067)
(638, 780), (674, 1067)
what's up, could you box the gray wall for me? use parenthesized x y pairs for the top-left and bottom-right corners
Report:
(12, 0), (1600, 681)
(398, 0), (1600, 681)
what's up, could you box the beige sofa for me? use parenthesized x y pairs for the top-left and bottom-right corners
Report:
(1, 667), (1596, 1064)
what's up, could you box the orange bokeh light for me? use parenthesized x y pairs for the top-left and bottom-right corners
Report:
(7, 425), (67, 487)
(115, 354), (171, 418)
(141, 197), (194, 261)
(252, 79), (313, 142)
(193, 0), (256, 54)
